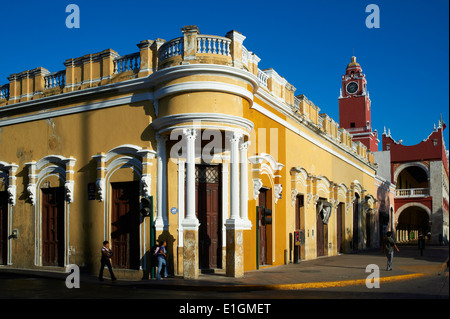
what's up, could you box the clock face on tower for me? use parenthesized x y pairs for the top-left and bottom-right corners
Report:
(346, 82), (358, 94)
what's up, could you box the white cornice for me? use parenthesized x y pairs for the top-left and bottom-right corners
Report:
(0, 64), (259, 121)
(251, 102), (376, 177)
(151, 113), (254, 134)
(0, 92), (152, 127)
(153, 81), (254, 105)
(263, 68), (287, 87)
(149, 64), (259, 91)
(0, 76), (152, 115)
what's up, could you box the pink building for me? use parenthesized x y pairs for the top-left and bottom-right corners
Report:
(381, 121), (449, 244)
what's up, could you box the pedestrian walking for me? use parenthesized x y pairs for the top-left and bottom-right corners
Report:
(418, 233), (425, 256)
(99, 240), (117, 281)
(155, 240), (168, 280)
(383, 231), (399, 271)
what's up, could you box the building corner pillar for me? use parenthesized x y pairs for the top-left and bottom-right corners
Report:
(181, 128), (200, 279)
(240, 141), (252, 229)
(225, 224), (244, 278)
(156, 134), (168, 231)
(225, 131), (245, 278)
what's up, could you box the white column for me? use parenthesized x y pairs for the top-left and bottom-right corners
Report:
(177, 159), (185, 247)
(222, 158), (229, 246)
(227, 131), (243, 225)
(225, 132), (246, 278)
(181, 128), (199, 228)
(181, 128), (200, 279)
(240, 141), (252, 229)
(156, 134), (168, 231)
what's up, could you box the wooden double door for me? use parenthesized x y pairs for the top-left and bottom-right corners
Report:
(111, 182), (140, 270)
(352, 195), (360, 251)
(294, 195), (305, 263)
(258, 188), (269, 266)
(195, 165), (222, 270)
(41, 187), (65, 267)
(316, 206), (326, 257)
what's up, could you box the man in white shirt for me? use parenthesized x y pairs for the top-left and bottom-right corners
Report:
(99, 240), (117, 281)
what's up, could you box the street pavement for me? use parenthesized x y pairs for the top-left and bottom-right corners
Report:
(0, 244), (448, 299)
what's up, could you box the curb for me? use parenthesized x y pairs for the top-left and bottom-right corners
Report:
(226, 273), (430, 292)
(1, 254), (447, 293)
(95, 271), (432, 292)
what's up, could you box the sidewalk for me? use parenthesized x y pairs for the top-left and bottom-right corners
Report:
(1, 245), (448, 292)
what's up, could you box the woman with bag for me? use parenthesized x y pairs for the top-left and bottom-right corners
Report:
(155, 240), (168, 280)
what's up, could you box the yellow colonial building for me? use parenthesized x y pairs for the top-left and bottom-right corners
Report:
(0, 26), (377, 279)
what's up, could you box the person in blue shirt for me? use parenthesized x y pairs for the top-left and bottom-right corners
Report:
(156, 240), (168, 280)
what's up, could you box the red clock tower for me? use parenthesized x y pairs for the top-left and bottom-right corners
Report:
(339, 56), (378, 152)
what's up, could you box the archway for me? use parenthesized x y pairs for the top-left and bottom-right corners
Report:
(394, 163), (429, 196)
(396, 204), (430, 242)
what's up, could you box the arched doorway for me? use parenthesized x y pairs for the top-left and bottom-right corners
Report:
(396, 204), (430, 241)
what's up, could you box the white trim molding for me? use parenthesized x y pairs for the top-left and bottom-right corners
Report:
(0, 162), (19, 206)
(24, 155), (77, 267)
(151, 113), (254, 135)
(153, 82), (254, 116)
(251, 102), (376, 177)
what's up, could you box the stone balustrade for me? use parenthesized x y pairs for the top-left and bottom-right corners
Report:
(44, 70), (66, 89)
(196, 35), (231, 56)
(114, 52), (140, 74)
(257, 69), (269, 89)
(159, 37), (183, 62)
(395, 188), (430, 198)
(0, 84), (8, 100)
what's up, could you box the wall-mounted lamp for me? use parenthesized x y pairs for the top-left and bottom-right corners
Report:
(11, 229), (19, 239)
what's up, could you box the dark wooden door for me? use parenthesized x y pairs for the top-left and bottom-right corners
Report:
(336, 203), (343, 253)
(316, 205), (325, 257)
(111, 182), (140, 270)
(196, 165), (221, 269)
(0, 191), (7, 265)
(42, 187), (64, 267)
(353, 196), (360, 251)
(366, 211), (371, 248)
(294, 195), (304, 263)
(258, 189), (267, 265)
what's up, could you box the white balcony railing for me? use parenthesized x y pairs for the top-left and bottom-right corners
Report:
(257, 69), (268, 89)
(395, 188), (430, 198)
(44, 70), (66, 89)
(0, 84), (9, 99)
(159, 37), (183, 62)
(114, 52), (140, 74)
(197, 35), (231, 56)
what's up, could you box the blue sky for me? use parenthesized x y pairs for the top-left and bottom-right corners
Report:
(0, 0), (448, 150)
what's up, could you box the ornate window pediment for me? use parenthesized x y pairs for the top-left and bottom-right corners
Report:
(92, 144), (156, 202)
(0, 161), (19, 206)
(248, 153), (284, 202)
(25, 155), (76, 205)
